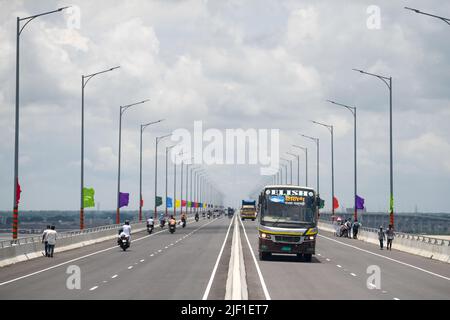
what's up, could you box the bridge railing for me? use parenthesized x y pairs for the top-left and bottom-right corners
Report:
(319, 220), (450, 247)
(0, 223), (123, 249)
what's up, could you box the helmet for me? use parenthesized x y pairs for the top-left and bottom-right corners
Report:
(125, 220), (130, 225)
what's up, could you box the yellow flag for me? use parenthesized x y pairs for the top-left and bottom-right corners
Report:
(176, 199), (181, 208)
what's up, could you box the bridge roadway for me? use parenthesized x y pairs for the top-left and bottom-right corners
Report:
(0, 216), (449, 300)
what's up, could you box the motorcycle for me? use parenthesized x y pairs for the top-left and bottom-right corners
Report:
(118, 234), (130, 251)
(169, 223), (176, 234)
(147, 223), (154, 234)
(207, 212), (211, 219)
(160, 219), (166, 229)
(181, 219), (186, 228)
(195, 214), (199, 222)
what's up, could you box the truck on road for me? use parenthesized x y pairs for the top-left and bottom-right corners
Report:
(240, 200), (257, 221)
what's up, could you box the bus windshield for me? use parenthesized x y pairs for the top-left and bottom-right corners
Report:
(260, 189), (316, 228)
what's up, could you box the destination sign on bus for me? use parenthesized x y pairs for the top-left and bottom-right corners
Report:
(265, 188), (314, 197)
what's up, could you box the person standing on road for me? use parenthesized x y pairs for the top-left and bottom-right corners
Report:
(41, 225), (51, 257)
(378, 226), (386, 250)
(45, 226), (57, 258)
(352, 220), (361, 239)
(386, 225), (395, 251)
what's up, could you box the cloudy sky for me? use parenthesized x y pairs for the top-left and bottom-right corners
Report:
(0, 0), (449, 214)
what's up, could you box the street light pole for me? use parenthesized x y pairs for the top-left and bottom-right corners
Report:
(300, 134), (319, 195)
(139, 119), (164, 222)
(404, 7), (450, 25)
(280, 163), (287, 185)
(165, 145), (176, 218)
(292, 145), (308, 187)
(287, 152), (300, 186)
(353, 68), (394, 227)
(281, 157), (293, 185)
(327, 100), (358, 221)
(116, 99), (149, 224)
(12, 7), (71, 239)
(80, 66), (120, 230)
(154, 134), (171, 221)
(311, 121), (334, 218)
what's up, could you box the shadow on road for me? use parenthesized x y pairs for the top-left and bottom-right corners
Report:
(264, 254), (322, 264)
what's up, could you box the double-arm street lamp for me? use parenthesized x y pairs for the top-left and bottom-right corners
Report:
(311, 121), (335, 218)
(327, 100), (358, 222)
(292, 145), (308, 187)
(353, 68), (394, 227)
(139, 119), (164, 222)
(13, 6), (71, 239)
(405, 7), (450, 25)
(116, 99), (149, 224)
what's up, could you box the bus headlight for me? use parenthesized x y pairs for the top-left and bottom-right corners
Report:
(260, 232), (271, 240)
(308, 236), (315, 240)
(305, 227), (318, 236)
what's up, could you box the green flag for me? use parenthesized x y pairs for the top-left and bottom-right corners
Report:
(155, 196), (163, 207)
(390, 195), (394, 212)
(83, 187), (95, 208)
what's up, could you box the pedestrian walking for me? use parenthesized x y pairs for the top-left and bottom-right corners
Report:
(386, 224), (395, 251)
(41, 225), (51, 257)
(45, 226), (57, 258)
(378, 226), (386, 250)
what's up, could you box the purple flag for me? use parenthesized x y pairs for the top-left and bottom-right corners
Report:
(119, 192), (129, 208)
(356, 195), (365, 210)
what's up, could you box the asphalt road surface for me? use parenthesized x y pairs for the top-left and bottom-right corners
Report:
(1, 216), (449, 300)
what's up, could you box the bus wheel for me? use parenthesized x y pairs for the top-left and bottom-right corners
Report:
(303, 254), (312, 262)
(252, 219), (255, 221)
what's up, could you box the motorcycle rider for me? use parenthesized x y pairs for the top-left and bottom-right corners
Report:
(159, 212), (166, 228)
(169, 215), (176, 226)
(195, 212), (199, 221)
(147, 216), (154, 231)
(122, 220), (132, 244)
(181, 212), (187, 226)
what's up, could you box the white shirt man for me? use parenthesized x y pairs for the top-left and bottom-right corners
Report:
(44, 227), (57, 258)
(122, 224), (131, 236)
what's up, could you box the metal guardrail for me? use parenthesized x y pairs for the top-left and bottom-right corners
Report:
(0, 223), (128, 249)
(320, 221), (450, 247)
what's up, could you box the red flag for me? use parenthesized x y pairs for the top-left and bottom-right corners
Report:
(16, 180), (22, 206)
(181, 200), (187, 207)
(333, 197), (339, 209)
(140, 198), (144, 207)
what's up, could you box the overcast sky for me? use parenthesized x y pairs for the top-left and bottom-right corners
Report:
(0, 0), (449, 214)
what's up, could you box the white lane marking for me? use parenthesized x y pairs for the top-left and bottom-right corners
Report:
(317, 253), (321, 256)
(337, 265), (342, 268)
(158, 250), (162, 252)
(239, 216), (271, 300)
(0, 216), (203, 287)
(350, 273), (357, 277)
(128, 266), (133, 270)
(0, 223), (176, 287)
(150, 254), (154, 257)
(202, 215), (234, 300)
(326, 258), (330, 262)
(393, 298), (400, 300)
(140, 259), (145, 262)
(111, 275), (118, 279)
(89, 286), (98, 291)
(382, 290), (387, 293)
(319, 234), (450, 282)
(165, 246), (168, 249)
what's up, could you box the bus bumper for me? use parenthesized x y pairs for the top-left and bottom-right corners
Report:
(259, 238), (315, 255)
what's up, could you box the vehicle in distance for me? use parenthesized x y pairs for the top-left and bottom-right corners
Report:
(240, 200), (257, 221)
(257, 185), (322, 262)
